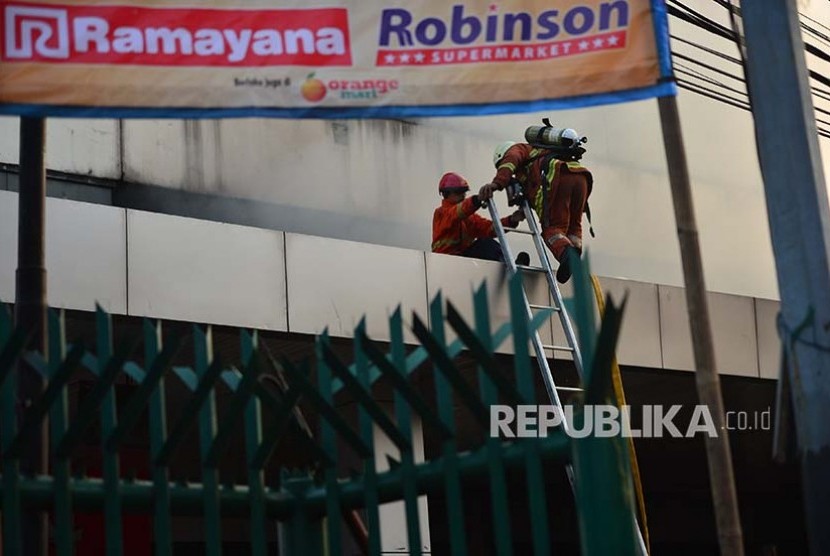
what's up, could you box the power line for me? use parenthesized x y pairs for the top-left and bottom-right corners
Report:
(674, 64), (748, 97)
(667, 0), (830, 139)
(671, 39), (830, 104)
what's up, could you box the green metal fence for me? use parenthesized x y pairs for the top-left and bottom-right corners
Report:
(0, 259), (638, 555)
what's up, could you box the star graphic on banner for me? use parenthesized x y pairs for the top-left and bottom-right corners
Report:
(593, 38), (604, 48)
(489, 3), (498, 12)
(608, 35), (619, 46)
(414, 52), (425, 62)
(579, 40), (589, 50)
(400, 53), (411, 63)
(384, 54), (396, 64)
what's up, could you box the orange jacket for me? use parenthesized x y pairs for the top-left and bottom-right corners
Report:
(432, 196), (515, 254)
(492, 143), (592, 221)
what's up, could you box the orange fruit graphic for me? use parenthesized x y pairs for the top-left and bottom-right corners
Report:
(301, 73), (326, 102)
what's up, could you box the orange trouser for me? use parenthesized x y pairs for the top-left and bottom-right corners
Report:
(539, 172), (589, 261)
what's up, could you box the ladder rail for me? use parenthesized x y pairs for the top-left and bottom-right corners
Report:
(520, 201), (585, 379)
(489, 201), (649, 556)
(487, 202), (571, 420)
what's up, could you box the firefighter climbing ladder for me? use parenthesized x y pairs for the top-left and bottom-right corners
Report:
(488, 197), (650, 555)
(487, 198), (584, 406)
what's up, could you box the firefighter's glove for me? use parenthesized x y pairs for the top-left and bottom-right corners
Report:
(510, 209), (526, 226)
(478, 182), (500, 203)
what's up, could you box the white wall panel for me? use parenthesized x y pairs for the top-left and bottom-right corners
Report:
(0, 191), (17, 303)
(285, 233), (427, 343)
(659, 285), (695, 372)
(659, 285), (759, 377)
(598, 277), (663, 369)
(425, 252), (553, 355)
(0, 117), (121, 179)
(755, 298), (781, 380)
(128, 211), (287, 330)
(710, 292), (759, 377)
(46, 197), (127, 312)
(0, 191), (126, 312)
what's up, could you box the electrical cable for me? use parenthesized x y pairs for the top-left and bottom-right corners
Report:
(672, 52), (744, 83)
(674, 64), (748, 97)
(667, 0), (830, 139)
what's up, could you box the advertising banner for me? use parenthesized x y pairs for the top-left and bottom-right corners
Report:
(0, 0), (675, 118)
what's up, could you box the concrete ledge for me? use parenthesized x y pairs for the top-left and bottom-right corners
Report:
(0, 193), (779, 378)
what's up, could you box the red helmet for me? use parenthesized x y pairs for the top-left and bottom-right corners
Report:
(438, 172), (469, 193)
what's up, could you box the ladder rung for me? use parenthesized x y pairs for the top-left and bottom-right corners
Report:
(555, 386), (584, 392)
(528, 303), (560, 312)
(506, 228), (535, 235)
(517, 264), (546, 273)
(541, 344), (575, 353)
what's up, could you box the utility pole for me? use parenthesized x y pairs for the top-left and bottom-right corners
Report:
(658, 96), (745, 556)
(741, 2), (830, 553)
(15, 116), (48, 555)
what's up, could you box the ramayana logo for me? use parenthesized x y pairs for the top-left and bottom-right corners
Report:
(376, 2), (629, 66)
(1, 4), (352, 67)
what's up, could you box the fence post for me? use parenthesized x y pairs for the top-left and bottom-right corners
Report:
(278, 475), (325, 556)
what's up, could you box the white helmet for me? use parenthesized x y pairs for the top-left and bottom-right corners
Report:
(493, 141), (516, 167)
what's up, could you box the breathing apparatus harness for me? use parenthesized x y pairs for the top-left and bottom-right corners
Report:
(516, 118), (595, 237)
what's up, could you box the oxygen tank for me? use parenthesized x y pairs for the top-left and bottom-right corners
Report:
(524, 125), (578, 148)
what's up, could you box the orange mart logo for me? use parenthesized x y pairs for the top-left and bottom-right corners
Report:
(300, 75), (400, 103)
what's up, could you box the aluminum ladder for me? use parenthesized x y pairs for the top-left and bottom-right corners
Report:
(487, 196), (583, 406)
(487, 195), (649, 555)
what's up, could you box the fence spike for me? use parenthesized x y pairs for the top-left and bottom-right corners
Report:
(473, 282), (514, 556)
(45, 309), (74, 556)
(5, 341), (84, 458)
(193, 324), (223, 556)
(507, 272), (553, 556)
(55, 337), (136, 459)
(427, 294), (469, 555)
(280, 355), (371, 458)
(315, 330), (344, 556)
(389, 307), (423, 556)
(358, 332), (452, 439)
(411, 314), (490, 428)
(205, 348), (262, 466)
(92, 305), (125, 554)
(142, 319), (173, 556)
(105, 332), (183, 451)
(155, 357), (224, 466)
(446, 301), (527, 406)
(571, 252), (597, 381)
(354, 320), (383, 556)
(239, 331), (268, 556)
(583, 294), (628, 405)
(322, 344), (410, 453)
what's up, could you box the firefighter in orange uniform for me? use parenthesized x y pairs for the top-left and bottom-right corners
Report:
(431, 172), (528, 264)
(478, 126), (592, 283)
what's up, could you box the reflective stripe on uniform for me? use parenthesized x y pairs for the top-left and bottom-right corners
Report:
(534, 158), (558, 216)
(545, 233), (568, 246)
(533, 159), (588, 216)
(432, 237), (461, 250)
